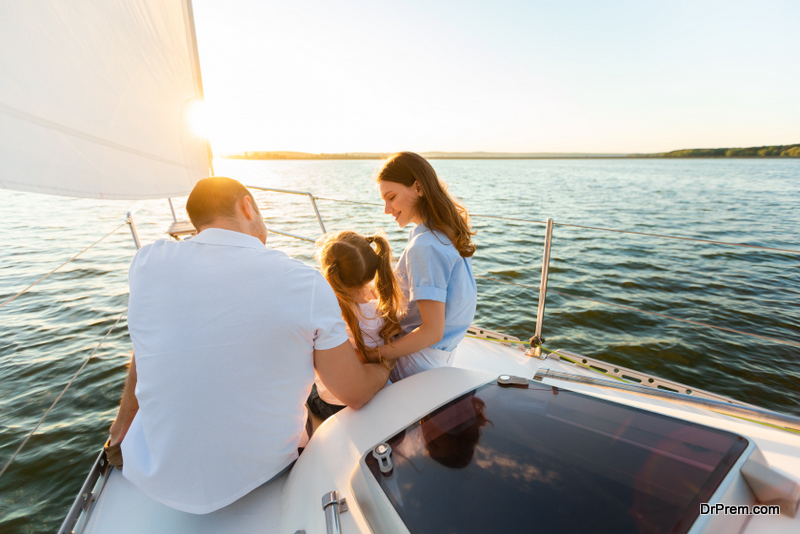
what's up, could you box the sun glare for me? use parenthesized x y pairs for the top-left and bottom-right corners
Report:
(186, 99), (239, 154)
(187, 100), (212, 140)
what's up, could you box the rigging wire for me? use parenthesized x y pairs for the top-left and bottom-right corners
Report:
(313, 196), (800, 254)
(474, 274), (800, 348)
(0, 309), (128, 481)
(0, 222), (128, 311)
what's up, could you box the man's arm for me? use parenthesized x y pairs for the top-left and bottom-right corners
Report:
(373, 300), (446, 360)
(315, 341), (390, 409)
(109, 352), (139, 446)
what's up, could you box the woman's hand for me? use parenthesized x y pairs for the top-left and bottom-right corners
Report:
(378, 300), (445, 360)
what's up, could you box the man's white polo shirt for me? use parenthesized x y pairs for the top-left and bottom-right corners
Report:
(121, 229), (348, 514)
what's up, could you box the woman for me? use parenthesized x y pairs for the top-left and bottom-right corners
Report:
(375, 152), (477, 380)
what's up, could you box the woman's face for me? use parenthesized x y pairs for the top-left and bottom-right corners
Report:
(379, 180), (422, 228)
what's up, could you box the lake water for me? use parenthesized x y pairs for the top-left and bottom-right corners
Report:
(1, 158), (799, 532)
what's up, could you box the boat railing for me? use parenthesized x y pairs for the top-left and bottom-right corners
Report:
(123, 190), (800, 352)
(126, 200), (147, 249)
(247, 186), (327, 241)
(291, 192), (800, 351)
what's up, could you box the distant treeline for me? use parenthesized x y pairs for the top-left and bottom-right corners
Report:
(224, 145), (800, 160)
(634, 144), (800, 158)
(222, 150), (625, 160)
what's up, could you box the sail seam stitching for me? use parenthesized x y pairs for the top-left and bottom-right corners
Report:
(0, 102), (186, 168)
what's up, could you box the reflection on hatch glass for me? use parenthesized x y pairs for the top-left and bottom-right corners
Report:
(364, 382), (748, 534)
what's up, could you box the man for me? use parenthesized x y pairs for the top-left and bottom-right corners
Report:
(107, 177), (390, 514)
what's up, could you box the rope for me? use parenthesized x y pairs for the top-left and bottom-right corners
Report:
(0, 309), (127, 481)
(474, 274), (800, 348)
(313, 196), (800, 254)
(0, 222), (127, 311)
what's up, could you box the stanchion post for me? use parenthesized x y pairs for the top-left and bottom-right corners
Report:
(127, 217), (141, 250)
(167, 198), (178, 222)
(533, 218), (554, 357)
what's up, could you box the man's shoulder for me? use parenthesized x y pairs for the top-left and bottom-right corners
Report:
(130, 238), (175, 265)
(130, 238), (317, 278)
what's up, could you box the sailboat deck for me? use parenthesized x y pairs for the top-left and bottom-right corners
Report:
(78, 338), (800, 533)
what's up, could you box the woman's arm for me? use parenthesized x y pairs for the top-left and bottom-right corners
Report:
(376, 300), (445, 360)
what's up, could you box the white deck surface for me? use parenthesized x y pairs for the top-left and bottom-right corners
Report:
(79, 337), (800, 533)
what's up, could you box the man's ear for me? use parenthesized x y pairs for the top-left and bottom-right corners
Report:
(240, 195), (257, 221)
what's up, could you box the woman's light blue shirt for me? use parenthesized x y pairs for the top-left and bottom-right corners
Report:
(395, 223), (477, 352)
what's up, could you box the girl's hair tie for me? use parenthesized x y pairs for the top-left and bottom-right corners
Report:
(366, 236), (375, 244)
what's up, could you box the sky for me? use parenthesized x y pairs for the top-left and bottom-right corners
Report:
(191, 0), (800, 155)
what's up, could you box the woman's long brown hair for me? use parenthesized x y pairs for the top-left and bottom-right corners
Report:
(316, 231), (404, 361)
(377, 152), (476, 258)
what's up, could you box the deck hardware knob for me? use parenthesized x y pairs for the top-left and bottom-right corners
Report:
(497, 375), (529, 388)
(373, 443), (393, 474)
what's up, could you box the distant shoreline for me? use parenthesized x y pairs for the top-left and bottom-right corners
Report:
(222, 144), (800, 160)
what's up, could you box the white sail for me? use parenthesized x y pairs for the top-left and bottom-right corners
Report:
(0, 0), (211, 200)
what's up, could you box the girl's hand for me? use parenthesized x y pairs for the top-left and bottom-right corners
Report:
(364, 347), (395, 371)
(363, 347), (380, 364)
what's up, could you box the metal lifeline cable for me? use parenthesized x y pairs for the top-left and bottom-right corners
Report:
(474, 274), (540, 292)
(313, 196), (800, 255)
(314, 196), (382, 207)
(0, 309), (127, 481)
(0, 222), (128, 311)
(550, 221), (800, 255)
(473, 274), (800, 348)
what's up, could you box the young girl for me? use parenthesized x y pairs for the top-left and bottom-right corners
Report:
(375, 151), (477, 380)
(307, 231), (404, 420)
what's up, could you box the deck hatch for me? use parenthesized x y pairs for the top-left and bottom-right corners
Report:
(363, 382), (748, 534)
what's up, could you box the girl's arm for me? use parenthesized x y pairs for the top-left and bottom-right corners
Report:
(375, 300), (445, 360)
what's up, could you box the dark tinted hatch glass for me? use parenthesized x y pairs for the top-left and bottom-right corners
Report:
(365, 382), (747, 534)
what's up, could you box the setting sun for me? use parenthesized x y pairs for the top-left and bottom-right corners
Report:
(187, 99), (212, 140)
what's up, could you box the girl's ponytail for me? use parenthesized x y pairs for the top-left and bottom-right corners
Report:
(317, 230), (405, 359)
(317, 239), (370, 361)
(370, 234), (404, 344)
